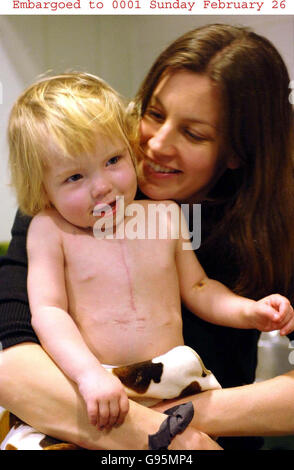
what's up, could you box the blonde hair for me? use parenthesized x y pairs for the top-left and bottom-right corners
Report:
(8, 72), (137, 216)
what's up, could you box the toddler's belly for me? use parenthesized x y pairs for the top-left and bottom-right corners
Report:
(79, 316), (184, 366)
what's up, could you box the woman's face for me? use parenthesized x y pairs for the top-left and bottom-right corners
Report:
(138, 70), (231, 204)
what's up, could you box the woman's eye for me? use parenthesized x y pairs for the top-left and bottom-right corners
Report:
(145, 107), (164, 122)
(106, 155), (120, 166)
(67, 173), (83, 182)
(184, 129), (206, 142)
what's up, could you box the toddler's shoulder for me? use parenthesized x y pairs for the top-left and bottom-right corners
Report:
(28, 208), (63, 240)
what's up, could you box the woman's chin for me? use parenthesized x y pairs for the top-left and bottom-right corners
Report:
(138, 164), (185, 202)
(138, 181), (170, 201)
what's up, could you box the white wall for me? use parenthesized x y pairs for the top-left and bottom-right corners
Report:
(0, 15), (293, 241)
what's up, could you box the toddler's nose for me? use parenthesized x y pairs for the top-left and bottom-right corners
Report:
(91, 176), (112, 200)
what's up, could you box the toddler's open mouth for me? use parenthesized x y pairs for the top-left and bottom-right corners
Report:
(93, 200), (117, 217)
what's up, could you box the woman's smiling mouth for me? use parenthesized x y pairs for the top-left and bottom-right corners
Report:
(145, 158), (181, 175)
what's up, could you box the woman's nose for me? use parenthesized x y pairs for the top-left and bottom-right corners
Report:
(148, 123), (177, 157)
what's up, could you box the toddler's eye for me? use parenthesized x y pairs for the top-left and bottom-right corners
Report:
(106, 156), (120, 166)
(67, 173), (83, 182)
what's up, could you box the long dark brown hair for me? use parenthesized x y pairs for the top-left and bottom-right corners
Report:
(135, 24), (294, 300)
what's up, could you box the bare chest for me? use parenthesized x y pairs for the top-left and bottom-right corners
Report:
(63, 229), (173, 276)
(61, 230), (178, 315)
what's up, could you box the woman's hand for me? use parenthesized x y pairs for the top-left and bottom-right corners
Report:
(77, 367), (129, 430)
(248, 294), (294, 335)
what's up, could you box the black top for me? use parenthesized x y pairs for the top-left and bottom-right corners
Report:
(0, 207), (293, 450)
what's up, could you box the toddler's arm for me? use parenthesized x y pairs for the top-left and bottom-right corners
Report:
(27, 212), (129, 429)
(176, 208), (294, 335)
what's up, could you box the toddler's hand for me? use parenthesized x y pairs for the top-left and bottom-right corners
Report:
(77, 367), (129, 429)
(252, 294), (294, 335)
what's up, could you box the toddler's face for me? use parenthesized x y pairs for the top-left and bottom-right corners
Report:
(43, 134), (137, 230)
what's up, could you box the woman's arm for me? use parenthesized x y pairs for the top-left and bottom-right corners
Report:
(195, 372), (294, 436)
(0, 343), (222, 449)
(153, 371), (294, 436)
(0, 212), (69, 356)
(0, 211), (37, 348)
(0, 343), (161, 449)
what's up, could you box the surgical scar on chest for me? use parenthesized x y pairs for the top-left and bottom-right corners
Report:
(119, 241), (137, 313)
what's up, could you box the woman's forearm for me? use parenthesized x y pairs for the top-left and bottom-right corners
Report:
(0, 343), (221, 450)
(190, 372), (294, 437)
(152, 371), (294, 437)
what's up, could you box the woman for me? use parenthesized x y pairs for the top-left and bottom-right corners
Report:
(1, 24), (294, 450)
(134, 24), (294, 447)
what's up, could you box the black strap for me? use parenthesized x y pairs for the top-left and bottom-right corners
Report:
(148, 402), (194, 450)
